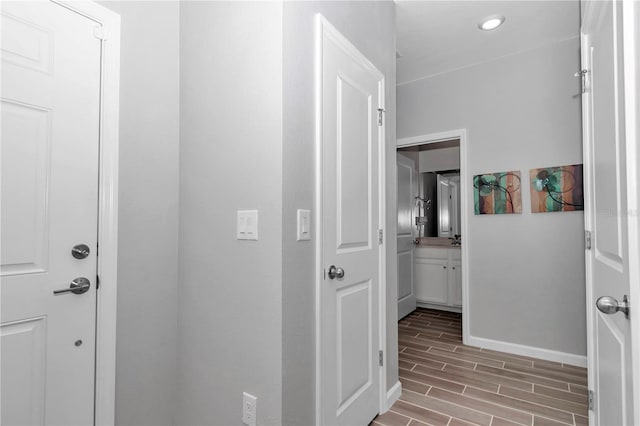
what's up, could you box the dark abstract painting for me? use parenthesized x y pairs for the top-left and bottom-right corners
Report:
(530, 164), (584, 213)
(473, 171), (522, 215)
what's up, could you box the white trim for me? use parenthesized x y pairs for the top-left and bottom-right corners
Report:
(384, 381), (402, 412)
(314, 14), (388, 424)
(416, 301), (461, 314)
(314, 14), (323, 426)
(53, 2), (121, 425)
(377, 74), (387, 416)
(579, 8), (597, 425)
(397, 129), (470, 347)
(622, 1), (640, 423)
(465, 335), (587, 368)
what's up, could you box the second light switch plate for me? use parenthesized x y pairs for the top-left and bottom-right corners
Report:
(297, 209), (311, 241)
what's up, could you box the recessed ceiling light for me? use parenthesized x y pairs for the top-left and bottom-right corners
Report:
(478, 15), (505, 31)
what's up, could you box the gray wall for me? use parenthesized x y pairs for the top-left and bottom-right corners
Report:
(97, 3), (396, 424)
(398, 38), (587, 356)
(98, 2), (180, 425)
(419, 147), (460, 172)
(177, 2), (284, 425)
(282, 3), (397, 424)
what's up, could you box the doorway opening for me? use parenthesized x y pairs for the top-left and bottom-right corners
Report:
(396, 129), (469, 342)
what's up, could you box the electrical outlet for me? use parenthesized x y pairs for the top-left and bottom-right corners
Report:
(242, 392), (257, 426)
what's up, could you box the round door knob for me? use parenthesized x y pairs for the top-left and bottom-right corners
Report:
(596, 295), (630, 318)
(327, 265), (345, 280)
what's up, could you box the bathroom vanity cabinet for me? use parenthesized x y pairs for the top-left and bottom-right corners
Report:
(414, 246), (462, 311)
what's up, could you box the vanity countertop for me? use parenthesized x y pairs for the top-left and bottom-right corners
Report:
(415, 237), (461, 248)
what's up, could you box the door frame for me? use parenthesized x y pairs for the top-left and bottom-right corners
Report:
(314, 14), (387, 424)
(51, 2), (120, 424)
(621, 2), (640, 421)
(397, 129), (469, 343)
(581, 0), (640, 423)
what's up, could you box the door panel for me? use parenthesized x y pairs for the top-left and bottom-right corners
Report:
(1, 2), (101, 425)
(1, 100), (51, 275)
(595, 315), (625, 426)
(450, 261), (462, 308)
(1, 318), (47, 425)
(1, 11), (53, 74)
(337, 76), (371, 251)
(397, 154), (416, 319)
(319, 17), (383, 426)
(337, 281), (372, 411)
(397, 251), (412, 300)
(582, 0), (635, 424)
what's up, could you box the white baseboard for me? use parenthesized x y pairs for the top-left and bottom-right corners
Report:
(385, 381), (402, 411)
(416, 301), (462, 314)
(465, 335), (587, 367)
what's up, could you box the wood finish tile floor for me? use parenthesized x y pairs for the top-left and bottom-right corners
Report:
(372, 308), (589, 426)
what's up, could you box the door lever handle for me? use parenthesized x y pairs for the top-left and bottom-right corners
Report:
(53, 277), (91, 295)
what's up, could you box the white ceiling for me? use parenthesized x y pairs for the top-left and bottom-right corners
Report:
(396, 1), (580, 85)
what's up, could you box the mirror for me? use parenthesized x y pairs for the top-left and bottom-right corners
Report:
(419, 171), (460, 237)
(398, 138), (461, 240)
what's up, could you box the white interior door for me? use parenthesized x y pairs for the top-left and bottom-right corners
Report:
(318, 17), (384, 426)
(397, 154), (417, 320)
(1, 2), (101, 424)
(581, 1), (637, 424)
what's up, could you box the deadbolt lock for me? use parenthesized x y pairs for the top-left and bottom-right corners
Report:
(71, 244), (90, 259)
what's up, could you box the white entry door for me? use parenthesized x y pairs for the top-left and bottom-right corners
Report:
(581, 0), (638, 424)
(317, 16), (385, 426)
(1, 1), (101, 424)
(397, 154), (416, 320)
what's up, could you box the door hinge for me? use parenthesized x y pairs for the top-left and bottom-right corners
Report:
(377, 108), (385, 126)
(323, 268), (326, 280)
(585, 230), (592, 250)
(94, 26), (108, 41)
(575, 69), (589, 93)
(588, 389), (594, 411)
(379, 350), (384, 366)
(378, 229), (384, 244)
(96, 275), (100, 290)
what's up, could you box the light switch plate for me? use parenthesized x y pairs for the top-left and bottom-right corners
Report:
(297, 209), (311, 241)
(237, 210), (258, 240)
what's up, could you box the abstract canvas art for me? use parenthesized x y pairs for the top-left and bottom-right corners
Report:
(530, 164), (584, 213)
(473, 171), (522, 214)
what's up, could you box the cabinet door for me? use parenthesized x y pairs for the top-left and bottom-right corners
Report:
(415, 258), (448, 305)
(449, 260), (462, 307)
